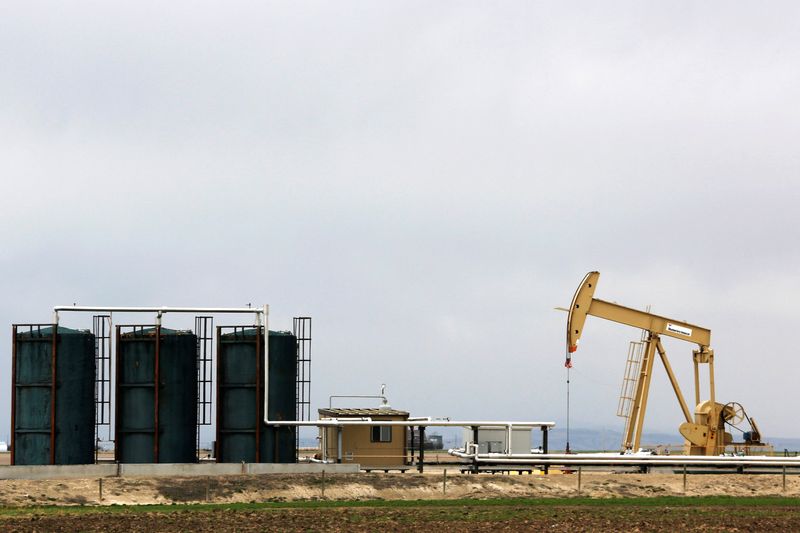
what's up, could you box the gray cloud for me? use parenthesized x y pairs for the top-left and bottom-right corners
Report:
(1, 1), (799, 446)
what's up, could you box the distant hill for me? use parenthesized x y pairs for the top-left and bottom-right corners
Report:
(545, 428), (800, 453)
(533, 428), (800, 452)
(544, 427), (680, 452)
(300, 427), (800, 453)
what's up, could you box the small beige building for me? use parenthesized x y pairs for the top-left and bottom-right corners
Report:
(318, 408), (409, 469)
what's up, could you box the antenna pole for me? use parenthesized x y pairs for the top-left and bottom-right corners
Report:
(566, 365), (571, 454)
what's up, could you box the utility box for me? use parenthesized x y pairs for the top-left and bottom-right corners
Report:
(319, 408), (409, 469)
(462, 427), (532, 454)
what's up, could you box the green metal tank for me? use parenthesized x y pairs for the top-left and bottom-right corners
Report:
(216, 328), (297, 463)
(115, 327), (197, 463)
(11, 325), (95, 465)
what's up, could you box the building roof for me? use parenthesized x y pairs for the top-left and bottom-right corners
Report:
(318, 407), (409, 418)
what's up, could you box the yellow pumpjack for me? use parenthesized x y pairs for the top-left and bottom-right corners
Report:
(566, 271), (764, 455)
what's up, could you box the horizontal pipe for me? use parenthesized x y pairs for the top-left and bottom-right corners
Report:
(53, 306), (268, 325)
(452, 452), (799, 462)
(447, 451), (800, 467)
(473, 458), (800, 467)
(268, 419), (555, 428)
(54, 306), (264, 314)
(308, 457), (336, 464)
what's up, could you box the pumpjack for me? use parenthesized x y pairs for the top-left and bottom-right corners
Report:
(566, 271), (764, 455)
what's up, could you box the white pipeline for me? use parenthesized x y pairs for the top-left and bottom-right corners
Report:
(266, 420), (555, 428)
(53, 305), (266, 324)
(447, 450), (800, 468)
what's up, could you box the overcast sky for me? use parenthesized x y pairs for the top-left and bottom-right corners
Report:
(1, 1), (799, 447)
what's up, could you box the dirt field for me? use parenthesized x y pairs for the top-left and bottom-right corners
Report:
(1, 471), (799, 531)
(0, 471), (798, 506)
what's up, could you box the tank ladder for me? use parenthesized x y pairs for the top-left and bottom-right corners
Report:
(293, 317), (312, 458)
(195, 316), (214, 461)
(93, 315), (112, 463)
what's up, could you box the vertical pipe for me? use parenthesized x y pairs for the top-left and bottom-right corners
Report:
(295, 318), (301, 425)
(255, 326), (262, 463)
(472, 426), (479, 474)
(418, 425), (426, 473)
(783, 465), (787, 492)
(108, 313), (113, 446)
(294, 319), (300, 462)
(708, 351), (717, 454)
(541, 426), (549, 475)
(693, 353), (700, 407)
(154, 325), (161, 463)
(50, 323), (58, 465)
(114, 326), (121, 463)
(336, 426), (342, 463)
(215, 326), (222, 463)
(541, 426), (549, 453)
(410, 425), (415, 465)
(94, 316), (99, 465)
(262, 305), (269, 424)
(683, 464), (687, 493)
(10, 326), (17, 465)
(321, 425), (327, 462)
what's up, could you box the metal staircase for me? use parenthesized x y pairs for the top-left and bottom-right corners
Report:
(93, 315), (112, 461)
(617, 332), (646, 445)
(293, 317), (312, 456)
(195, 316), (214, 460)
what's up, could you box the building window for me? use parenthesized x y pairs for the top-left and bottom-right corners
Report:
(371, 425), (392, 442)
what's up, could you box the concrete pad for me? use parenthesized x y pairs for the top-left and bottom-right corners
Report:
(0, 462), (360, 480)
(0, 464), (117, 480)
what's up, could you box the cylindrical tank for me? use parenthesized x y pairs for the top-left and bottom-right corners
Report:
(11, 325), (95, 465)
(216, 328), (296, 463)
(115, 327), (197, 463)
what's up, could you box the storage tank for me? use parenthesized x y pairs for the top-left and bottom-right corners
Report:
(115, 327), (197, 463)
(11, 325), (95, 465)
(216, 328), (296, 463)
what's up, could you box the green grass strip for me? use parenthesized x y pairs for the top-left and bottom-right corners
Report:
(1, 495), (800, 517)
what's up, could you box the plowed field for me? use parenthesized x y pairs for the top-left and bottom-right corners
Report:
(2, 499), (800, 532)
